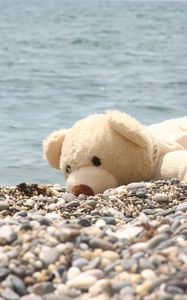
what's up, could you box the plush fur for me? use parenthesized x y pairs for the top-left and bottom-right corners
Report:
(43, 111), (187, 196)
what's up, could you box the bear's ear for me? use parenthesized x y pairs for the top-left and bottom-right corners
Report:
(107, 110), (151, 148)
(43, 129), (67, 169)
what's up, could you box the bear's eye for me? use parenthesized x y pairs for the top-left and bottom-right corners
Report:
(92, 156), (102, 166)
(66, 165), (72, 174)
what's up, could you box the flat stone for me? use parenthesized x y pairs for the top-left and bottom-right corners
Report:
(33, 282), (55, 295)
(147, 233), (169, 249)
(73, 258), (89, 268)
(10, 275), (27, 296)
(84, 199), (97, 208)
(155, 208), (176, 217)
(0, 267), (10, 281)
(135, 190), (147, 198)
(1, 287), (20, 300)
(89, 238), (115, 251)
(127, 182), (147, 191)
(165, 285), (184, 294)
(67, 273), (97, 289)
(176, 202), (187, 212)
(142, 209), (156, 215)
(152, 193), (169, 202)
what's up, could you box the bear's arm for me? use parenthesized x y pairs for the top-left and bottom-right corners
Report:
(154, 150), (187, 182)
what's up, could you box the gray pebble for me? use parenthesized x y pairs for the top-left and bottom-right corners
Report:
(171, 219), (181, 232)
(135, 190), (147, 198)
(139, 257), (155, 270)
(33, 282), (55, 296)
(165, 285), (184, 294)
(142, 209), (156, 215)
(127, 182), (147, 191)
(176, 201), (187, 212)
(157, 239), (176, 250)
(120, 285), (135, 296)
(89, 237), (115, 251)
(65, 200), (80, 208)
(73, 258), (89, 268)
(104, 217), (116, 225)
(16, 211), (28, 217)
(78, 218), (91, 227)
(147, 233), (169, 249)
(0, 267), (10, 281)
(152, 193), (169, 202)
(1, 287), (20, 300)
(121, 258), (138, 272)
(10, 275), (27, 296)
(84, 199), (97, 208)
(155, 208), (176, 217)
(39, 246), (59, 265)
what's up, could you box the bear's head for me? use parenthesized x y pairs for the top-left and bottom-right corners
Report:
(43, 111), (154, 196)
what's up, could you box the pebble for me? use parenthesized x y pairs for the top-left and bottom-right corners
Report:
(67, 273), (97, 289)
(89, 238), (115, 251)
(10, 275), (27, 296)
(0, 267), (10, 281)
(0, 225), (17, 244)
(152, 193), (169, 202)
(147, 233), (170, 249)
(73, 258), (89, 268)
(115, 225), (143, 240)
(67, 267), (81, 280)
(1, 287), (20, 300)
(176, 201), (187, 212)
(78, 218), (92, 227)
(126, 182), (147, 191)
(39, 246), (59, 265)
(32, 282), (55, 295)
(0, 200), (9, 210)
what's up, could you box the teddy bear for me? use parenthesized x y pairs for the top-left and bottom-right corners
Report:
(43, 111), (187, 196)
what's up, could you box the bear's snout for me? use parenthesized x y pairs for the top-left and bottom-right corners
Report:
(72, 184), (94, 196)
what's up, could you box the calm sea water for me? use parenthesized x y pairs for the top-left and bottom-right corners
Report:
(0, 0), (187, 186)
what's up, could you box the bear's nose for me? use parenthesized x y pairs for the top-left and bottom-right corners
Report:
(72, 184), (94, 196)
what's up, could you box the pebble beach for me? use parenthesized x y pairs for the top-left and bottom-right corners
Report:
(0, 179), (187, 300)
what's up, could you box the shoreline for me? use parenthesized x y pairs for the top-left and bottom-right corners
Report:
(0, 180), (187, 300)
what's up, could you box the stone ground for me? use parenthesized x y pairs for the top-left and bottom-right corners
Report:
(0, 179), (187, 300)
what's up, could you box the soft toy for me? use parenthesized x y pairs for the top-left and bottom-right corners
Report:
(43, 111), (187, 196)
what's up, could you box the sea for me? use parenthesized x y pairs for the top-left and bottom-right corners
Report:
(0, 0), (187, 186)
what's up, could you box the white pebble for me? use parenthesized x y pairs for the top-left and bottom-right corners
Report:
(95, 219), (106, 228)
(67, 267), (81, 280)
(67, 274), (97, 289)
(115, 225), (143, 240)
(141, 269), (157, 280)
